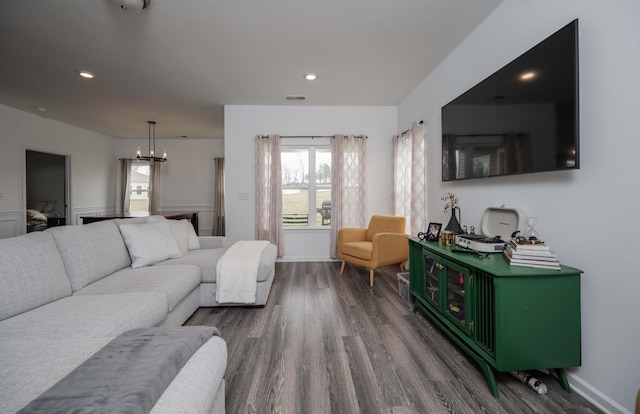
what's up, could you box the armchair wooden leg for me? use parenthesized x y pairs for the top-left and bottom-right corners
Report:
(340, 261), (346, 275)
(369, 269), (374, 287)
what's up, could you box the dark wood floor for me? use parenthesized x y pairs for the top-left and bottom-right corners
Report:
(185, 261), (601, 414)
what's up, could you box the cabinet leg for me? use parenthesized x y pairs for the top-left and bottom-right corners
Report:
(479, 360), (500, 398)
(414, 301), (500, 397)
(555, 368), (572, 392)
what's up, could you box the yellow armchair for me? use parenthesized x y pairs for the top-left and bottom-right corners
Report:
(338, 215), (409, 287)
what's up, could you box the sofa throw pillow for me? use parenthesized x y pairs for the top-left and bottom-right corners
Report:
(167, 219), (190, 255)
(119, 220), (182, 268)
(187, 222), (200, 250)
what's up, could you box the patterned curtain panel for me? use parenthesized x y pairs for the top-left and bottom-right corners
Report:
(119, 158), (132, 213)
(148, 161), (161, 212)
(255, 135), (284, 256)
(212, 157), (225, 236)
(392, 121), (426, 236)
(330, 134), (367, 258)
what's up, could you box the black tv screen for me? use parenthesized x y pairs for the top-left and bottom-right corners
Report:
(442, 19), (579, 181)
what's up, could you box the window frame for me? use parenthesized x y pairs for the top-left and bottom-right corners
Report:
(281, 144), (331, 229)
(129, 161), (151, 213)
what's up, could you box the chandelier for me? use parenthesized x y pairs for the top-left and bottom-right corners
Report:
(136, 121), (167, 163)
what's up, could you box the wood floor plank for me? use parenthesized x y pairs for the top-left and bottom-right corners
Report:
(245, 304), (288, 413)
(185, 261), (602, 414)
(303, 273), (318, 315)
(376, 323), (444, 411)
(326, 348), (362, 414)
(342, 335), (386, 414)
(302, 312), (331, 414)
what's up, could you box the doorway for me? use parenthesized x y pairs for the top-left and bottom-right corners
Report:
(25, 150), (69, 233)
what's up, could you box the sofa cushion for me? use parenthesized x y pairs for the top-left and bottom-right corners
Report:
(119, 220), (182, 268)
(168, 219), (191, 255)
(156, 243), (277, 284)
(156, 248), (227, 283)
(146, 216), (196, 253)
(0, 292), (168, 340)
(0, 232), (72, 321)
(48, 221), (132, 291)
(0, 337), (114, 414)
(74, 265), (201, 312)
(187, 223), (200, 250)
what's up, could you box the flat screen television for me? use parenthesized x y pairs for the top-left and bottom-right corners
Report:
(441, 19), (579, 181)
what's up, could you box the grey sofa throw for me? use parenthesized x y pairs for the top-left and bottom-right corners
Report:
(18, 326), (219, 414)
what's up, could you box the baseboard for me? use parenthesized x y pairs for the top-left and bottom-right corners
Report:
(276, 256), (339, 263)
(568, 372), (632, 414)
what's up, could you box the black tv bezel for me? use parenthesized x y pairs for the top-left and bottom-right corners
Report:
(441, 19), (579, 182)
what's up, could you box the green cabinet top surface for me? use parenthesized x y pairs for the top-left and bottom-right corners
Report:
(409, 237), (582, 277)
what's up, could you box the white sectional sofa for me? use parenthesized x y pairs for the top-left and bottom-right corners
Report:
(0, 216), (277, 414)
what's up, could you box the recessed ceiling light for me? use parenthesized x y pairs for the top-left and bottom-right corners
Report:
(78, 70), (95, 79)
(520, 71), (536, 81)
(304, 72), (318, 81)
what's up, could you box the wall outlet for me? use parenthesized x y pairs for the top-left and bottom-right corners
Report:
(239, 192), (249, 200)
(0, 192), (4, 201)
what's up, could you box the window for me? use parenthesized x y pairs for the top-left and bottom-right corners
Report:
(130, 162), (150, 212)
(281, 146), (331, 227)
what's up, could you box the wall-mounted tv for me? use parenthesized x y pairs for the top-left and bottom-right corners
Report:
(442, 19), (579, 181)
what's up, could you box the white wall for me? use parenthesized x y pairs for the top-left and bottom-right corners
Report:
(113, 138), (224, 234)
(398, 1), (640, 412)
(0, 104), (223, 237)
(0, 104), (116, 236)
(224, 105), (397, 261)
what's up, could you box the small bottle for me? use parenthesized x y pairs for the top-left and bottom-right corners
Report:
(470, 226), (475, 235)
(462, 225), (468, 234)
(511, 371), (548, 395)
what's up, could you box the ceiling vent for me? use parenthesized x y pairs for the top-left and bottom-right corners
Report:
(285, 95), (306, 101)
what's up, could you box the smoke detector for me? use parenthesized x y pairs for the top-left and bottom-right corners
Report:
(114, 0), (153, 12)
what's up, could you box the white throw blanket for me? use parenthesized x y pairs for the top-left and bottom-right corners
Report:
(216, 240), (270, 304)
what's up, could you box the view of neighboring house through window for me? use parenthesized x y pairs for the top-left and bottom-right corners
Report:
(281, 146), (331, 227)
(130, 162), (150, 212)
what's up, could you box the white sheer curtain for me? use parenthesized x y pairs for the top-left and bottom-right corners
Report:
(119, 158), (132, 213)
(255, 134), (284, 256)
(212, 157), (225, 236)
(330, 134), (367, 258)
(148, 161), (161, 212)
(392, 121), (426, 236)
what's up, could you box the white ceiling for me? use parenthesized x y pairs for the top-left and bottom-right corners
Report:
(0, 0), (502, 140)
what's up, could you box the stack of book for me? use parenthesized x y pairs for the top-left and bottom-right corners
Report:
(503, 239), (561, 270)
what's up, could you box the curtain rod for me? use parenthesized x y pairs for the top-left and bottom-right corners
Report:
(400, 120), (423, 136)
(400, 120), (424, 135)
(260, 135), (367, 139)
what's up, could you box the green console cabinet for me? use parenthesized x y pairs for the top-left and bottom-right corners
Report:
(408, 237), (582, 397)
